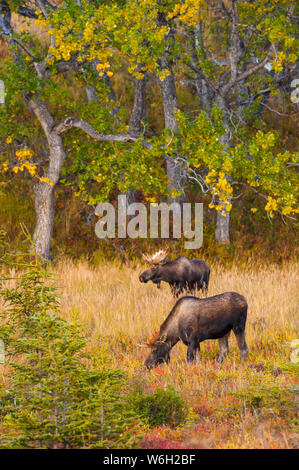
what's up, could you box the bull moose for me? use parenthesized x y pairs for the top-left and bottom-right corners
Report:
(142, 292), (249, 369)
(139, 250), (210, 297)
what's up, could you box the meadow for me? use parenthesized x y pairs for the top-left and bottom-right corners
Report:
(48, 257), (299, 449)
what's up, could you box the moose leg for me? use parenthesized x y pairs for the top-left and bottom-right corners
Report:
(203, 274), (209, 297)
(173, 282), (185, 298)
(178, 282), (186, 296)
(200, 279), (208, 297)
(188, 282), (196, 296)
(234, 330), (249, 361)
(171, 282), (179, 297)
(217, 332), (230, 363)
(187, 340), (198, 362)
(202, 283), (208, 297)
(169, 282), (176, 296)
(195, 344), (201, 364)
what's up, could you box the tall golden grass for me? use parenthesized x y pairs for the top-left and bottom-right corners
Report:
(55, 258), (298, 350)
(52, 258), (298, 449)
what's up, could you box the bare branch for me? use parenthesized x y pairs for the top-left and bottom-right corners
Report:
(235, 47), (273, 84)
(53, 117), (138, 143)
(259, 103), (299, 117)
(11, 36), (38, 59)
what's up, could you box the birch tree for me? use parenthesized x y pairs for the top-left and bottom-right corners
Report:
(172, 0), (298, 242)
(0, 0), (156, 259)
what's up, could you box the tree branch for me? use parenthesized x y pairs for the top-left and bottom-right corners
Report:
(232, 182), (297, 221)
(53, 117), (138, 142)
(17, 6), (38, 19)
(28, 99), (55, 137)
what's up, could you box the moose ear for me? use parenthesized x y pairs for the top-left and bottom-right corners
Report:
(159, 334), (167, 343)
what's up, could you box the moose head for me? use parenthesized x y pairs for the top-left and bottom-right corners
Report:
(139, 250), (168, 284)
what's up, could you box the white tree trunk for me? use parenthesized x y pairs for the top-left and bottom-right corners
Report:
(29, 100), (66, 260)
(32, 181), (55, 260)
(214, 94), (232, 243)
(215, 207), (230, 244)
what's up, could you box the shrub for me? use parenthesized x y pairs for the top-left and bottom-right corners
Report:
(131, 387), (188, 428)
(232, 381), (298, 416)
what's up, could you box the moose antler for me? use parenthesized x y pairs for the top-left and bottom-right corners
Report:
(142, 249), (168, 265)
(137, 331), (160, 348)
(137, 331), (168, 349)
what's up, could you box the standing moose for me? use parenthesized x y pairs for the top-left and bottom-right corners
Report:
(142, 292), (249, 369)
(139, 250), (210, 297)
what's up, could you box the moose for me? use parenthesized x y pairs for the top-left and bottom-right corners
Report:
(139, 250), (210, 297)
(142, 292), (249, 369)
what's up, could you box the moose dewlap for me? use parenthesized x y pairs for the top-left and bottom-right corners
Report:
(144, 292), (248, 369)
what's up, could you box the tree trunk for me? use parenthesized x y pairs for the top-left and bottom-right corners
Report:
(32, 134), (66, 259)
(214, 94), (232, 243)
(123, 73), (147, 208)
(29, 100), (67, 260)
(191, 22), (214, 113)
(214, 186), (231, 243)
(129, 74), (146, 138)
(159, 55), (185, 203)
(32, 182), (55, 260)
(86, 84), (98, 102)
(215, 207), (230, 244)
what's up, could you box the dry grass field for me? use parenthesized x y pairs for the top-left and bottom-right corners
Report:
(49, 258), (299, 449)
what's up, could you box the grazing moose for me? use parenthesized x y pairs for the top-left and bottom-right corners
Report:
(139, 250), (210, 297)
(142, 292), (249, 369)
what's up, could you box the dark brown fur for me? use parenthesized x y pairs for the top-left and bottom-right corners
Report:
(144, 292), (248, 369)
(139, 256), (210, 297)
